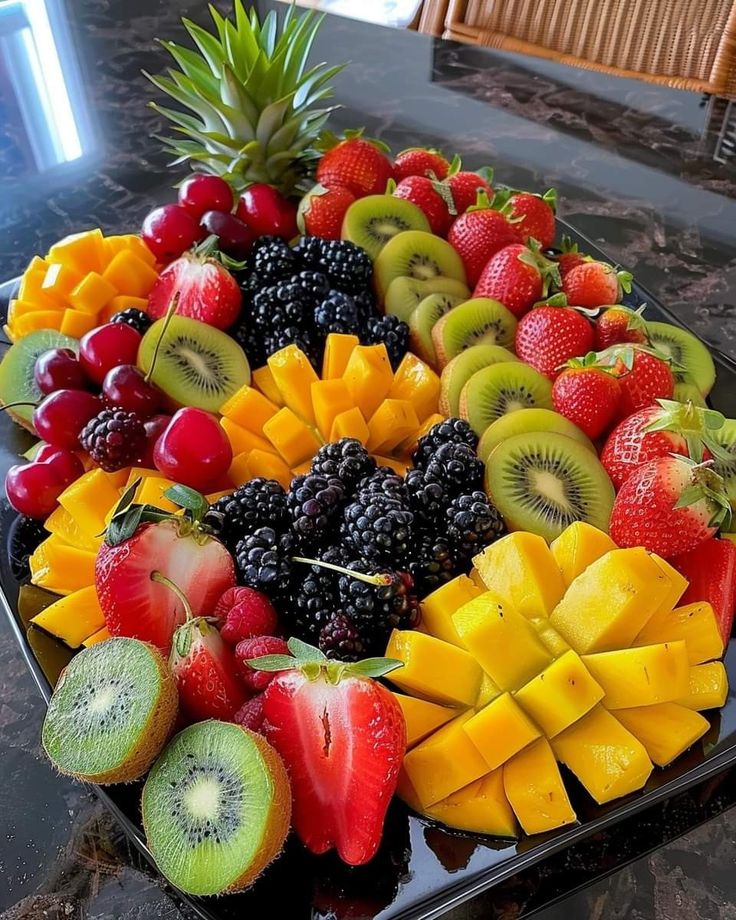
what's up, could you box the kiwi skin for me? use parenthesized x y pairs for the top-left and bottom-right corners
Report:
(478, 407), (596, 462)
(384, 276), (470, 323)
(409, 293), (465, 367)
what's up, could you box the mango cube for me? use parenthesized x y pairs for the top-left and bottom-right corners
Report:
(399, 412), (444, 456)
(44, 505), (101, 553)
(342, 344), (393, 420)
(530, 617), (570, 657)
(42, 262), (82, 299)
(238, 449), (292, 490)
(463, 692), (541, 769)
(221, 417), (277, 456)
(58, 469), (121, 538)
(392, 693), (457, 748)
(48, 229), (104, 273)
(677, 662), (729, 710)
(386, 629), (483, 707)
(262, 407), (321, 467)
(366, 399), (420, 453)
(503, 739), (576, 835)
(252, 365), (285, 407)
(582, 641), (690, 709)
(322, 333), (359, 379)
(13, 311), (63, 336)
(31, 585), (104, 648)
(649, 554), (689, 614)
(613, 703), (709, 767)
(330, 406), (370, 444)
(420, 574), (483, 646)
(101, 250), (158, 298)
(31, 537), (97, 595)
(387, 351), (441, 422)
(311, 379), (353, 441)
(100, 295), (149, 323)
(550, 522), (617, 586)
(414, 769), (517, 837)
(60, 309), (98, 337)
(474, 672), (501, 709)
(268, 344), (319, 425)
(634, 602), (724, 665)
(82, 626), (111, 647)
(133, 477), (179, 513)
(219, 384), (278, 432)
(69, 271), (117, 314)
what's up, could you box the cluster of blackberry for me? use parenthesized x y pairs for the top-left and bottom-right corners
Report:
(231, 236), (409, 369)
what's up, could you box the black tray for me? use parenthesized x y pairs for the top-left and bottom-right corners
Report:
(3, 220), (736, 920)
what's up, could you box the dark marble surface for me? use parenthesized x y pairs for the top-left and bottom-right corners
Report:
(1, 1), (736, 918)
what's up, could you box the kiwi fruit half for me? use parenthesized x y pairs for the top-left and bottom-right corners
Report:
(460, 362), (553, 436)
(673, 375), (708, 408)
(41, 637), (177, 784)
(342, 194), (430, 260)
(409, 293), (465, 366)
(485, 431), (615, 541)
(439, 344), (520, 416)
(646, 320), (716, 395)
(713, 418), (736, 507)
(374, 231), (466, 301)
(432, 298), (517, 368)
(138, 314), (250, 413)
(384, 276), (470, 323)
(477, 407), (595, 463)
(0, 329), (78, 430)
(142, 721), (291, 896)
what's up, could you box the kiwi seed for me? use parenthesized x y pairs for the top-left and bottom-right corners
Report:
(459, 362), (553, 436)
(374, 231), (466, 300)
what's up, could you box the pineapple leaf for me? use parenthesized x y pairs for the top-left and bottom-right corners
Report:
(149, 103), (205, 134)
(183, 17), (227, 76)
(260, 10), (278, 57)
(146, 71), (227, 134)
(158, 41), (219, 95)
(256, 96), (294, 149)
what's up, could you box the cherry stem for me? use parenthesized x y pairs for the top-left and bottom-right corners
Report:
(0, 400), (38, 412)
(144, 291), (180, 385)
(150, 569), (194, 621)
(292, 555), (392, 586)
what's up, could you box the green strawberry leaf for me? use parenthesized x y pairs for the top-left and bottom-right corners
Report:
(346, 657), (404, 678)
(106, 504), (145, 546)
(287, 636), (327, 663)
(164, 484), (210, 521)
(247, 654), (297, 671)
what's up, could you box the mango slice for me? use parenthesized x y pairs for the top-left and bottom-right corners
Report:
(220, 384), (279, 432)
(267, 344), (319, 425)
(31, 585), (105, 648)
(463, 692), (540, 769)
(311, 379), (353, 441)
(262, 408), (321, 467)
(634, 602), (724, 665)
(550, 522), (617, 586)
(388, 351), (441, 422)
(342, 344), (393, 420)
(322, 333), (359, 379)
(613, 703), (709, 766)
(582, 641), (690, 709)
(392, 693), (457, 748)
(503, 738), (576, 835)
(677, 662), (729, 710)
(420, 574), (483, 646)
(386, 629), (483, 707)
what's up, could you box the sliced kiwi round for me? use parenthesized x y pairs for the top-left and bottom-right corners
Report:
(478, 407), (595, 463)
(342, 194), (430, 260)
(485, 431), (615, 541)
(374, 231), (466, 301)
(0, 329), (78, 430)
(138, 314), (251, 413)
(384, 276), (470, 323)
(459, 362), (553, 436)
(439, 344), (520, 416)
(41, 637), (177, 784)
(713, 418), (736, 507)
(646, 320), (716, 395)
(673, 375), (708, 408)
(432, 298), (517, 368)
(409, 293), (465, 367)
(142, 721), (291, 896)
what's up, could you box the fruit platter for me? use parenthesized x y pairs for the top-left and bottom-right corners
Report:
(3, 4), (736, 917)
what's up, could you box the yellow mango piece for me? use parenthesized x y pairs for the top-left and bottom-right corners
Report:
(221, 417), (277, 456)
(398, 412), (445, 457)
(392, 693), (457, 748)
(58, 468), (121, 537)
(649, 554), (689, 614)
(550, 522), (617, 587)
(31, 536), (97, 594)
(311, 379), (353, 441)
(634, 601), (724, 665)
(268, 344), (319, 425)
(403, 712), (490, 807)
(24, 255), (49, 275)
(31, 585), (104, 648)
(291, 460), (312, 476)
(475, 672), (501, 709)
(103, 233), (156, 267)
(388, 351), (441, 422)
(463, 692), (541, 769)
(68, 271), (117, 314)
(102, 250), (158, 298)
(474, 532), (565, 620)
(420, 574), (484, 646)
(125, 467), (160, 487)
(582, 641), (690, 709)
(205, 489), (233, 504)
(100, 295), (149, 323)
(503, 738), (576, 835)
(7, 299), (60, 323)
(252, 365), (285, 407)
(231, 449), (292, 490)
(133, 476), (178, 513)
(530, 617), (570, 657)
(613, 703), (709, 767)
(322, 333), (360, 379)
(386, 629), (483, 707)
(550, 547), (672, 653)
(42, 262), (82, 299)
(330, 407), (370, 444)
(20, 268), (61, 305)
(48, 229), (105, 273)
(342, 344), (393, 420)
(453, 592), (552, 691)
(43, 505), (101, 553)
(263, 407), (321, 467)
(220, 384), (278, 432)
(60, 309), (97, 338)
(677, 662), (729, 710)
(103, 468), (130, 489)
(82, 626), (111, 647)
(407, 769), (518, 837)
(371, 455), (409, 476)
(13, 311), (63, 337)
(552, 706), (653, 804)
(366, 399), (420, 453)
(514, 649), (604, 737)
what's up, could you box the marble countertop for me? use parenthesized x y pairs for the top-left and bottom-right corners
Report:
(1, 1), (736, 918)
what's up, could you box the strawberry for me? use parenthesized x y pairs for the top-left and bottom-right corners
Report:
(393, 147), (451, 181)
(594, 305), (649, 350)
(234, 695), (266, 732)
(553, 236), (590, 279)
(447, 169), (493, 215)
(609, 455), (730, 557)
(598, 345), (675, 417)
(508, 188), (557, 249)
(473, 241), (561, 318)
(671, 538), (736, 642)
(552, 357), (622, 439)
(147, 236), (242, 330)
(255, 639), (406, 865)
(562, 260), (633, 309)
(393, 175), (454, 236)
(297, 184), (356, 240)
(316, 133), (394, 198)
(235, 635), (289, 693)
(214, 587), (279, 645)
(447, 191), (521, 285)
(514, 297), (594, 379)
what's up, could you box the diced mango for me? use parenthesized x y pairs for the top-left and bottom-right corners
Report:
(268, 344), (319, 425)
(474, 532), (565, 619)
(31, 537), (97, 594)
(342, 344), (393, 420)
(20, 268), (61, 304)
(366, 399), (420, 453)
(240, 449), (292, 490)
(649, 554), (689, 614)
(503, 738), (576, 835)
(48, 229), (104, 273)
(634, 602), (724, 665)
(322, 333), (360, 379)
(43, 505), (101, 553)
(475, 672), (501, 709)
(24, 255), (50, 275)
(103, 233), (156, 267)
(550, 522), (617, 587)
(530, 617), (570, 657)
(100, 295), (149, 323)
(582, 641), (690, 709)
(392, 693), (457, 748)
(677, 662), (729, 710)
(102, 250), (158, 298)
(263, 408), (321, 467)
(311, 379), (353, 441)
(220, 385), (278, 432)
(82, 626), (111, 647)
(371, 455), (409, 476)
(31, 585), (104, 648)
(42, 262), (82, 299)
(58, 468), (122, 537)
(552, 706), (653, 804)
(291, 461), (312, 476)
(410, 769), (518, 837)
(133, 476), (178, 513)
(386, 629), (483, 707)
(13, 311), (63, 336)
(388, 351), (441, 422)
(8, 299), (60, 322)
(221, 417), (277, 456)
(125, 467), (161, 487)
(420, 574), (483, 646)
(60, 309), (97, 338)
(252, 365), (285, 407)
(613, 703), (709, 767)
(330, 407), (370, 444)
(69, 272), (117, 314)
(463, 692), (541, 769)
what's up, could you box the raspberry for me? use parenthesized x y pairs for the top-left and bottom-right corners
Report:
(234, 635), (289, 693)
(79, 408), (146, 472)
(234, 695), (266, 732)
(213, 586), (279, 645)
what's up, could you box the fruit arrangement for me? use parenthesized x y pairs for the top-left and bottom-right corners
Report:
(2, 0), (735, 903)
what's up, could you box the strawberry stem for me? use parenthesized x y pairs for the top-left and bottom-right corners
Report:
(151, 570), (194, 622)
(292, 556), (393, 586)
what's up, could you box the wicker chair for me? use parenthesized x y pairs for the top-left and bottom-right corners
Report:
(419, 0), (736, 97)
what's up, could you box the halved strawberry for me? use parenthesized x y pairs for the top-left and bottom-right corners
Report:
(672, 537), (736, 641)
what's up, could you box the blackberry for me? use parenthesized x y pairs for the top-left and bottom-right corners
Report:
(314, 290), (360, 336)
(310, 439), (376, 493)
(79, 408), (146, 472)
(264, 326), (319, 365)
(286, 545), (343, 641)
(353, 288), (378, 323)
(317, 240), (373, 294)
(287, 473), (345, 545)
(229, 318), (266, 367)
(204, 478), (289, 551)
(280, 271), (330, 308)
(423, 442), (484, 498)
(291, 235), (324, 271)
(337, 561), (419, 653)
(409, 532), (455, 597)
(110, 307), (152, 335)
(248, 236), (297, 283)
(446, 491), (506, 563)
(356, 466), (407, 502)
(235, 526), (293, 593)
(366, 314), (409, 370)
(413, 417), (479, 469)
(319, 612), (365, 662)
(405, 468), (448, 528)
(252, 284), (302, 330)
(342, 494), (414, 565)
(8, 515), (47, 582)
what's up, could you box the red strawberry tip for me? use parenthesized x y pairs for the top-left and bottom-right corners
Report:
(248, 636), (403, 685)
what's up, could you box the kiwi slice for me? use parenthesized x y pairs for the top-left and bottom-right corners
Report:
(0, 329), (78, 430)
(41, 637), (177, 784)
(646, 320), (716, 395)
(485, 431), (615, 541)
(384, 276), (470, 323)
(477, 407), (595, 463)
(142, 721), (291, 896)
(432, 298), (517, 368)
(342, 194), (430, 260)
(713, 418), (736, 507)
(138, 315), (251, 412)
(673, 375), (708, 408)
(460, 362), (553, 436)
(409, 293), (465, 366)
(440, 345), (520, 416)
(374, 231), (467, 301)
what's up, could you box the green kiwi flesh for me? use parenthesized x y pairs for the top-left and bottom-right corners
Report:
(673, 375), (708, 408)
(138, 315), (250, 412)
(432, 298), (517, 368)
(41, 637), (177, 784)
(477, 407), (595, 463)
(713, 418), (736, 507)
(485, 431), (615, 541)
(342, 195), (430, 260)
(409, 293), (465, 367)
(646, 320), (716, 395)
(460, 362), (553, 436)
(374, 231), (467, 300)
(142, 721), (291, 896)
(384, 276), (470, 323)
(0, 329), (78, 429)
(440, 345), (520, 416)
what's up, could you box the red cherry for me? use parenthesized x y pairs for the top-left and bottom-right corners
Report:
(5, 461), (66, 518)
(141, 204), (203, 263)
(79, 323), (141, 385)
(35, 445), (84, 484)
(34, 348), (88, 394)
(33, 389), (102, 450)
(102, 364), (161, 417)
(199, 210), (255, 260)
(136, 413), (172, 468)
(179, 175), (234, 218)
(153, 408), (232, 491)
(235, 184), (298, 239)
